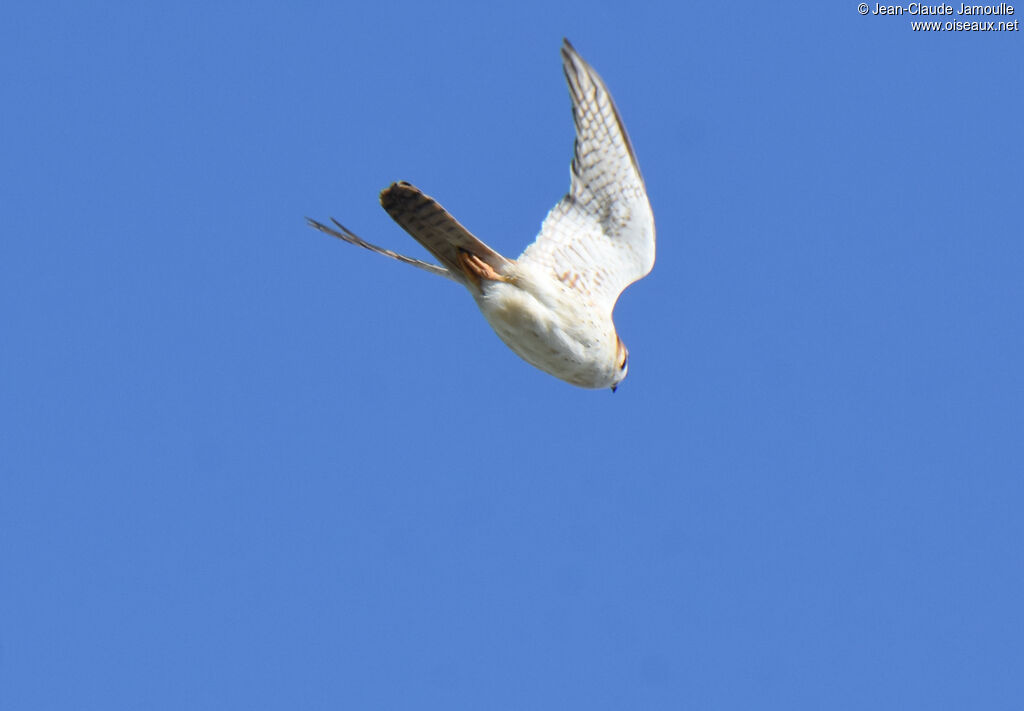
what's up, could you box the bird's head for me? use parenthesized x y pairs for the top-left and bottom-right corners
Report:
(610, 336), (629, 393)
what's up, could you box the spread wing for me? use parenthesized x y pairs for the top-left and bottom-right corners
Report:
(518, 39), (655, 313)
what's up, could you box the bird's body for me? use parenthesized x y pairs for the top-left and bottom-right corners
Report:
(475, 259), (621, 388)
(309, 40), (655, 390)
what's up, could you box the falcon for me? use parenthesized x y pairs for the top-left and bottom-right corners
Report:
(308, 39), (655, 391)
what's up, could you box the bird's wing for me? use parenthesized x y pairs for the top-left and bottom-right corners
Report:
(307, 216), (460, 282)
(518, 39), (655, 314)
(379, 181), (511, 283)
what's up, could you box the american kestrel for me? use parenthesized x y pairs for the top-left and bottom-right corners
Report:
(309, 39), (655, 391)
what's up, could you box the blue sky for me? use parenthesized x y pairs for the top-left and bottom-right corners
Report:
(2, 2), (1022, 709)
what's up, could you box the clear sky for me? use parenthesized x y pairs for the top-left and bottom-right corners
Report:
(2, 2), (1022, 709)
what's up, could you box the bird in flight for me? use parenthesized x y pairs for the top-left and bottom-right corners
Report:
(308, 39), (655, 391)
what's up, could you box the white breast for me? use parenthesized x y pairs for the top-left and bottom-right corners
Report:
(472, 262), (620, 388)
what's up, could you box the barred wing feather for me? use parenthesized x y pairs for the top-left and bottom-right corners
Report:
(519, 39), (655, 313)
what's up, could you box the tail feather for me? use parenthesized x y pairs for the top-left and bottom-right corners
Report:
(379, 182), (510, 277)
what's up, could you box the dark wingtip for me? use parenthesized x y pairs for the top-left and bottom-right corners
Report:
(561, 38), (574, 61)
(329, 217), (354, 233)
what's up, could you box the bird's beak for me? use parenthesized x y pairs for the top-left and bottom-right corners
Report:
(610, 384), (618, 393)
